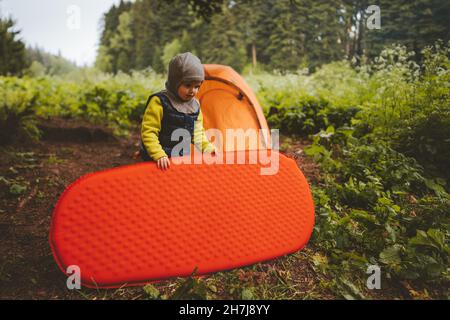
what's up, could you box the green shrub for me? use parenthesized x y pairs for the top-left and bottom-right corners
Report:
(265, 94), (360, 135)
(394, 42), (450, 182)
(0, 77), (41, 144)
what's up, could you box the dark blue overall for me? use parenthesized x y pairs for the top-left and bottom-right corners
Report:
(140, 92), (200, 161)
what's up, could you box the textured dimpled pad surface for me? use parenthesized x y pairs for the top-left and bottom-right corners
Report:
(50, 150), (315, 288)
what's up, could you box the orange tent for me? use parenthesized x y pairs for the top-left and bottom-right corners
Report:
(197, 64), (271, 152)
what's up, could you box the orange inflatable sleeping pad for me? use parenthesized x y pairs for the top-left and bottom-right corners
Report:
(49, 150), (315, 288)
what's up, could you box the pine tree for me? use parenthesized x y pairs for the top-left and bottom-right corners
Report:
(96, 0), (133, 73)
(232, 0), (264, 69)
(305, 0), (347, 69)
(109, 11), (135, 73)
(364, 0), (450, 60)
(201, 4), (247, 72)
(264, 0), (310, 71)
(132, 0), (160, 70)
(0, 17), (27, 75)
(96, 0), (449, 73)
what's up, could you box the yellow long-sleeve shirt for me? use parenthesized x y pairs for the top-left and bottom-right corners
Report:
(141, 95), (216, 161)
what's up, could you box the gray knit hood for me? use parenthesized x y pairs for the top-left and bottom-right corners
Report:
(163, 52), (205, 114)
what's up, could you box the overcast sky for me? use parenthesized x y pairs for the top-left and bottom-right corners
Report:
(0, 0), (124, 66)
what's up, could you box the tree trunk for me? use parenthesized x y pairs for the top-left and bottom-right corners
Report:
(252, 42), (257, 68)
(356, 7), (365, 66)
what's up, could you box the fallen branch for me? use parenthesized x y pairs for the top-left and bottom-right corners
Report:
(16, 185), (38, 213)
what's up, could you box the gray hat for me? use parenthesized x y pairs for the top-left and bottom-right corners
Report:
(163, 52), (204, 114)
(165, 52), (205, 98)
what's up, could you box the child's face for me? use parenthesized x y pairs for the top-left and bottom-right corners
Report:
(177, 81), (202, 101)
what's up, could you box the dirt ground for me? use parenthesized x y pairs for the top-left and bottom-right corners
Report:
(0, 118), (142, 299)
(1, 118), (327, 300)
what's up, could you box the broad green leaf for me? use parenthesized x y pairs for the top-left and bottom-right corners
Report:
(143, 284), (160, 300)
(380, 245), (402, 265)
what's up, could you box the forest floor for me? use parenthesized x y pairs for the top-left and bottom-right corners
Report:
(0, 118), (409, 300)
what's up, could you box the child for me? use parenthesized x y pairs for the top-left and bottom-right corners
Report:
(140, 52), (216, 170)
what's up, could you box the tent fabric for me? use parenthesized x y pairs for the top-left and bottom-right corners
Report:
(197, 64), (271, 151)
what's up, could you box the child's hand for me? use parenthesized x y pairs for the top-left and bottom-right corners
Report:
(157, 156), (170, 171)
